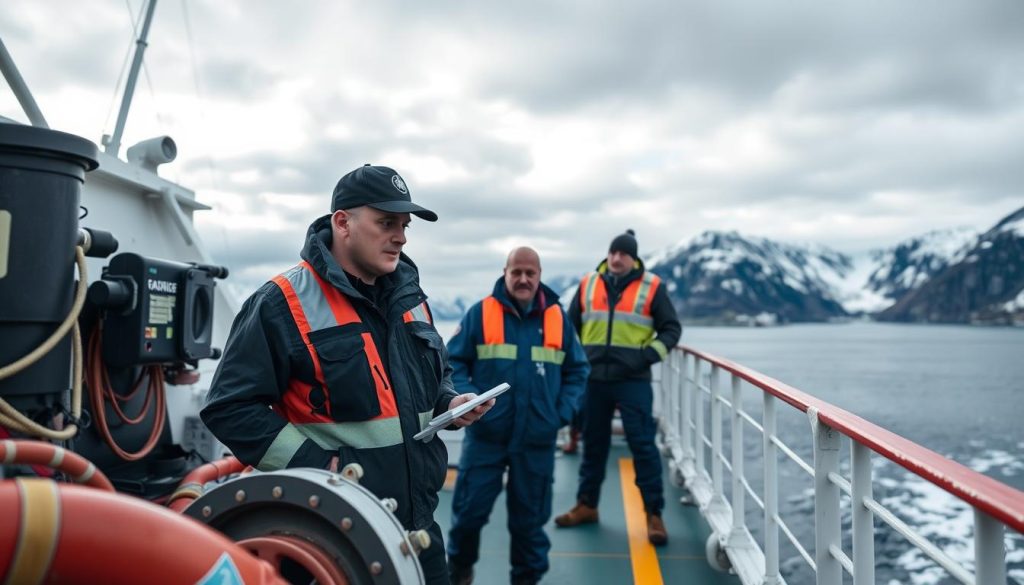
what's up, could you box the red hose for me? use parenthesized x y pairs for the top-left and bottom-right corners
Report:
(168, 456), (246, 512)
(0, 439), (114, 491)
(0, 479), (286, 585)
(86, 325), (166, 461)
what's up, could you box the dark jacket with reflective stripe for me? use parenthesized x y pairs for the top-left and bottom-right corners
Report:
(201, 214), (458, 530)
(569, 258), (681, 382)
(446, 278), (590, 451)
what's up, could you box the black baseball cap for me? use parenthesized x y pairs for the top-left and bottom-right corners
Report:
(331, 164), (438, 222)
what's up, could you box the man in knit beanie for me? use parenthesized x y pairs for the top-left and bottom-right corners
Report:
(555, 229), (681, 546)
(562, 228), (640, 454)
(608, 229), (638, 260)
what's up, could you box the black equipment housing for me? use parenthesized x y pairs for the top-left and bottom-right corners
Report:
(89, 253), (223, 367)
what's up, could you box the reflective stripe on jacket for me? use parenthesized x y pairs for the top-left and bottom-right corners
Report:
(447, 278), (590, 451)
(261, 261), (411, 469)
(568, 258), (682, 382)
(201, 213), (457, 530)
(479, 295), (565, 364)
(578, 270), (663, 353)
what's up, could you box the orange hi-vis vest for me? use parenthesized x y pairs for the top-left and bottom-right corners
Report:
(259, 262), (433, 470)
(578, 271), (665, 355)
(478, 296), (566, 365)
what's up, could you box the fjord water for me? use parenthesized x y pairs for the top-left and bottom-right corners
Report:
(683, 322), (1024, 482)
(681, 322), (1024, 584)
(434, 320), (1024, 583)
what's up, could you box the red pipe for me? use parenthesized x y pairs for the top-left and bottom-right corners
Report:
(168, 456), (246, 512)
(0, 439), (114, 491)
(0, 479), (286, 585)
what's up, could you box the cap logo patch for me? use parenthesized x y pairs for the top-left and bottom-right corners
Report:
(391, 175), (408, 194)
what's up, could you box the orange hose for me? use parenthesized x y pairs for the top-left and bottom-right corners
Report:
(167, 456), (245, 512)
(85, 325), (166, 461)
(0, 439), (114, 491)
(0, 479), (286, 585)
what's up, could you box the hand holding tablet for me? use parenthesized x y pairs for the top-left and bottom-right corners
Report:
(413, 383), (510, 442)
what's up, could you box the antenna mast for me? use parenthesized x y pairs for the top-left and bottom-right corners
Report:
(105, 0), (159, 156)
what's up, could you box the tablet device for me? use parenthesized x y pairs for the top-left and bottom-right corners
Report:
(413, 383), (510, 442)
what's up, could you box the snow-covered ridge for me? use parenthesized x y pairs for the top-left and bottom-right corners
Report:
(433, 206), (1023, 324)
(865, 227), (979, 302)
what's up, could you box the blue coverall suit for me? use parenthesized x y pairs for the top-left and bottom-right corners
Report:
(446, 278), (590, 584)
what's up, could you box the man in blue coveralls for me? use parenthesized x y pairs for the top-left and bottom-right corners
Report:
(445, 247), (590, 585)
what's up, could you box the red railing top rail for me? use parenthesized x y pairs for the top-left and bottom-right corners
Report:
(680, 345), (1024, 533)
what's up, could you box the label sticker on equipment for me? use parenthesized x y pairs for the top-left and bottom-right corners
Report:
(148, 293), (175, 325)
(0, 210), (10, 279)
(195, 553), (243, 585)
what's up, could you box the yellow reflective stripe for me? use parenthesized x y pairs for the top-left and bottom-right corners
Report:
(610, 320), (655, 348)
(583, 273), (600, 309)
(632, 273), (656, 313)
(580, 320), (608, 345)
(10, 479), (60, 585)
(418, 409), (434, 431)
(531, 346), (566, 364)
(258, 424), (308, 471)
(649, 339), (668, 359)
(476, 344), (518, 360)
(297, 417), (404, 450)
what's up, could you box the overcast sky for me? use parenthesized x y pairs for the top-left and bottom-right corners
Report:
(3, 1), (1023, 302)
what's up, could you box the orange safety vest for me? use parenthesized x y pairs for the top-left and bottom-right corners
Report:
(270, 261), (430, 423)
(577, 271), (661, 348)
(478, 296), (564, 363)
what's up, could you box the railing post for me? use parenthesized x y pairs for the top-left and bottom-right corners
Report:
(652, 357), (663, 425)
(973, 509), (1006, 585)
(730, 374), (745, 537)
(710, 364), (723, 498)
(694, 358), (705, 473)
(665, 352), (678, 448)
(851, 442), (874, 585)
(763, 393), (780, 585)
(811, 407), (841, 585)
(681, 352), (692, 465)
(655, 354), (669, 446)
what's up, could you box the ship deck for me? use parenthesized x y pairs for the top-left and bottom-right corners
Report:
(436, 435), (740, 585)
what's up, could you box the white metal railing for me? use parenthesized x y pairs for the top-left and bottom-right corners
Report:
(654, 346), (1024, 585)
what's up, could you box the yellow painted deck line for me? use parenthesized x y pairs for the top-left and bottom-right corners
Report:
(619, 458), (663, 585)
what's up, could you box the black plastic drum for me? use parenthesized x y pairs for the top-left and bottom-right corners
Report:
(0, 124), (98, 401)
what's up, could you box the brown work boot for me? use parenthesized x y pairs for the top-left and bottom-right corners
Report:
(646, 513), (668, 545)
(449, 562), (473, 585)
(554, 501), (598, 527)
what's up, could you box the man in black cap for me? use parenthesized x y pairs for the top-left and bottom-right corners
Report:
(202, 164), (494, 584)
(554, 229), (681, 546)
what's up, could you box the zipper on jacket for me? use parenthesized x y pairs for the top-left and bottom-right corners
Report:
(372, 364), (390, 390)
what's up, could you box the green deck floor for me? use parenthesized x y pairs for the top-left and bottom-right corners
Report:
(435, 437), (741, 584)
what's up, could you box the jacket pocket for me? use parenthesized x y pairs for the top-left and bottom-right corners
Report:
(406, 322), (445, 391)
(308, 325), (382, 422)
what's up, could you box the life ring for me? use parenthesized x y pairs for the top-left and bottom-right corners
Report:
(0, 478), (285, 585)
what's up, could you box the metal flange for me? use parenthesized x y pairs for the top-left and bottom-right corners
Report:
(184, 468), (424, 585)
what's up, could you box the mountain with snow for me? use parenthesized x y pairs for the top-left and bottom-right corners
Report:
(863, 227), (978, 307)
(878, 206), (1024, 324)
(645, 231), (853, 324)
(428, 206), (1024, 326)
